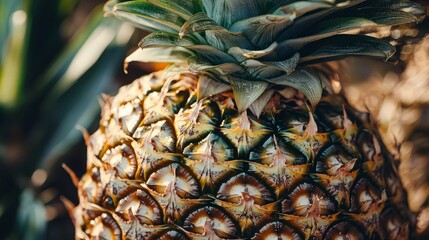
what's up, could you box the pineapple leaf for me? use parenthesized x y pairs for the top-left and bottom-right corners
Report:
(242, 59), (285, 79)
(228, 42), (279, 62)
(110, 1), (185, 32)
(146, 0), (200, 20)
(300, 35), (396, 63)
(139, 32), (197, 48)
(274, 1), (331, 18)
(197, 75), (232, 99)
(267, 68), (323, 107)
(180, 12), (224, 37)
(249, 89), (275, 118)
(280, 17), (377, 50)
(242, 53), (300, 79)
(229, 14), (295, 48)
(126, 47), (191, 66)
(277, 0), (367, 40)
(202, 0), (265, 28)
(188, 56), (245, 76)
(262, 53), (300, 75)
(185, 45), (237, 64)
(390, 0), (427, 18)
(228, 77), (269, 112)
(205, 30), (254, 52)
(280, 9), (417, 51)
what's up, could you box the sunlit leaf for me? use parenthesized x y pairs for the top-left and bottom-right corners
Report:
(202, 0), (265, 28)
(274, 1), (331, 18)
(228, 77), (269, 112)
(110, 1), (185, 32)
(228, 42), (279, 62)
(267, 68), (323, 107)
(229, 14), (294, 48)
(146, 0), (199, 19)
(180, 12), (224, 37)
(188, 56), (245, 76)
(300, 35), (396, 63)
(139, 32), (197, 48)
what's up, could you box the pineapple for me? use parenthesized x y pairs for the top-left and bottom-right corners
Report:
(71, 0), (425, 239)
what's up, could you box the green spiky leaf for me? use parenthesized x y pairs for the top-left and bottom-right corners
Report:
(110, 1), (185, 32)
(205, 30), (253, 52)
(277, 0), (367, 40)
(180, 12), (224, 37)
(229, 14), (294, 48)
(146, 0), (200, 19)
(126, 47), (191, 67)
(242, 52), (300, 79)
(202, 0), (265, 28)
(267, 69), (323, 107)
(188, 56), (245, 76)
(228, 43), (279, 62)
(274, 1), (331, 18)
(186, 45), (237, 64)
(140, 32), (197, 48)
(228, 77), (269, 112)
(300, 34), (396, 63)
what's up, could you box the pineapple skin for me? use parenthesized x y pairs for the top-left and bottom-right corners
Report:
(74, 71), (412, 240)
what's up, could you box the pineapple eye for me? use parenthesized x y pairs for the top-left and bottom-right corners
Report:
(88, 213), (121, 240)
(216, 172), (274, 205)
(253, 221), (302, 240)
(102, 196), (115, 209)
(324, 221), (366, 240)
(183, 205), (240, 239)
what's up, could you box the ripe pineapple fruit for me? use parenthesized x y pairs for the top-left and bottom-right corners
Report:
(71, 0), (426, 239)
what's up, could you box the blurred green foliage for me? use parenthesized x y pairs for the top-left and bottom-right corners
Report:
(0, 0), (133, 239)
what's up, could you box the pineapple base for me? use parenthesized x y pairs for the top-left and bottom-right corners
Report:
(74, 71), (413, 240)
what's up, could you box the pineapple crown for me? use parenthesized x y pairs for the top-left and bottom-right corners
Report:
(105, 0), (425, 112)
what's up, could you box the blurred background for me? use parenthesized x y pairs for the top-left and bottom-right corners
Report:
(0, 0), (428, 239)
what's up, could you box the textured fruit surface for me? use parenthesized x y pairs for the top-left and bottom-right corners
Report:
(74, 71), (412, 239)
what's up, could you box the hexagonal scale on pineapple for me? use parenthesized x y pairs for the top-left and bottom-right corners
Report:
(114, 214), (170, 240)
(356, 132), (388, 192)
(98, 169), (140, 209)
(280, 182), (337, 217)
(249, 134), (307, 165)
(87, 212), (122, 240)
(174, 99), (220, 149)
(280, 213), (338, 240)
(350, 178), (385, 214)
(313, 145), (359, 208)
(380, 207), (410, 240)
(251, 221), (303, 240)
(115, 99), (144, 134)
(279, 111), (329, 162)
(214, 190), (276, 235)
(133, 120), (177, 153)
(101, 141), (138, 179)
(153, 230), (189, 240)
(311, 164), (358, 208)
(142, 86), (190, 125)
(145, 163), (206, 222)
(248, 135), (310, 197)
(348, 180), (387, 238)
(107, 78), (150, 134)
(182, 205), (240, 239)
(115, 189), (163, 225)
(183, 133), (240, 193)
(146, 163), (200, 199)
(324, 221), (366, 240)
(216, 172), (274, 205)
(221, 110), (271, 157)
